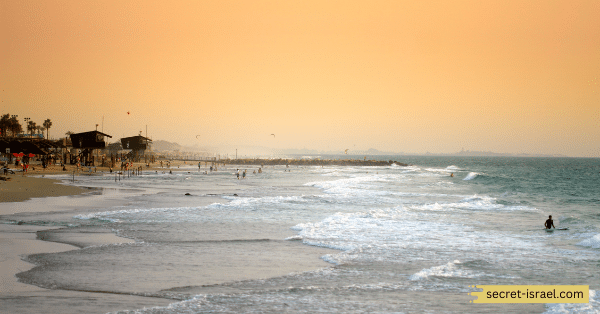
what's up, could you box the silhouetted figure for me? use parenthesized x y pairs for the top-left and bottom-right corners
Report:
(545, 215), (555, 229)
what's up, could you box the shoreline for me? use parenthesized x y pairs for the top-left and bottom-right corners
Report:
(0, 167), (336, 313)
(0, 174), (174, 313)
(0, 175), (92, 205)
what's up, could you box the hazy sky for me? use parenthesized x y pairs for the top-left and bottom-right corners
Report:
(1, 1), (599, 156)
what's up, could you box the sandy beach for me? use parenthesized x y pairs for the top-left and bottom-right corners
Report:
(0, 162), (335, 314)
(0, 169), (172, 313)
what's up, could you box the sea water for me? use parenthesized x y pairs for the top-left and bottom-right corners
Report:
(10, 157), (600, 313)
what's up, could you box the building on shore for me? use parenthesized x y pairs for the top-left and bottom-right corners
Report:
(120, 135), (152, 162)
(69, 131), (112, 166)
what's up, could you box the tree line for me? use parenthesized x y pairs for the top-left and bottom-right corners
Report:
(0, 114), (52, 139)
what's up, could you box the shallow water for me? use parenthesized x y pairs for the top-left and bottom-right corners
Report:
(4, 156), (600, 313)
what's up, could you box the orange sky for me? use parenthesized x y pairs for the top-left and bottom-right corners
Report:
(1, 1), (599, 156)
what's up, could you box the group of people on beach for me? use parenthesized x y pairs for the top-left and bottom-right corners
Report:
(236, 169), (245, 179)
(197, 161), (218, 172)
(235, 167), (262, 179)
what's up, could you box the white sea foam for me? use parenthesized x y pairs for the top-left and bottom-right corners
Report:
(291, 206), (541, 265)
(303, 176), (406, 202)
(424, 166), (459, 173)
(306, 175), (381, 190)
(214, 195), (309, 209)
(463, 172), (480, 180)
(543, 290), (599, 314)
(577, 234), (600, 249)
(409, 260), (483, 280)
(74, 207), (198, 223)
(400, 165), (421, 173)
(408, 195), (535, 212)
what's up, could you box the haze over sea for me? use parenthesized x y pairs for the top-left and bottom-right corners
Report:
(8, 156), (600, 313)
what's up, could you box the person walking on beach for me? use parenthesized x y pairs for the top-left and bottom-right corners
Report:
(545, 215), (555, 229)
(242, 170), (246, 179)
(236, 169), (240, 180)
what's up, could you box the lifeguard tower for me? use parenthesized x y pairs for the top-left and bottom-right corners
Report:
(120, 135), (152, 162)
(69, 131), (112, 166)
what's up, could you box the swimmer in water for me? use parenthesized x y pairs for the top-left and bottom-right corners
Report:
(544, 215), (555, 229)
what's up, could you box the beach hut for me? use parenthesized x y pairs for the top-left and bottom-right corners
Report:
(69, 131), (112, 149)
(120, 135), (152, 151)
(69, 131), (113, 166)
(120, 135), (152, 162)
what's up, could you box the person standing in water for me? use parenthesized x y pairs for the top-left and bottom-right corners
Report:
(545, 215), (555, 229)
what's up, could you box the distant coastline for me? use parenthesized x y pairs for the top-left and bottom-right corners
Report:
(422, 149), (569, 158)
(152, 140), (571, 159)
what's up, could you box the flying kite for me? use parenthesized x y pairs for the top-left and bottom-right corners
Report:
(127, 111), (130, 115)
(196, 135), (201, 139)
(344, 149), (349, 154)
(271, 134), (275, 138)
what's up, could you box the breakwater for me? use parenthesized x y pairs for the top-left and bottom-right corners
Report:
(222, 158), (407, 167)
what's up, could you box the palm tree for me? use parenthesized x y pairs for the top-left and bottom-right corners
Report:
(39, 126), (46, 138)
(27, 121), (37, 137)
(43, 119), (52, 139)
(0, 114), (9, 137)
(9, 116), (22, 137)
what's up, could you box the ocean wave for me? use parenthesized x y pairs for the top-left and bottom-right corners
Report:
(543, 289), (599, 314)
(400, 165), (421, 173)
(74, 206), (200, 223)
(557, 216), (580, 225)
(463, 172), (480, 180)
(409, 260), (483, 280)
(304, 176), (405, 201)
(577, 234), (600, 249)
(424, 167), (451, 173)
(408, 195), (536, 212)
(423, 165), (460, 173)
(289, 206), (542, 266)
(216, 195), (309, 209)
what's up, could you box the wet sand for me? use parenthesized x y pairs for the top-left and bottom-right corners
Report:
(0, 167), (334, 313)
(0, 175), (90, 205)
(0, 173), (174, 314)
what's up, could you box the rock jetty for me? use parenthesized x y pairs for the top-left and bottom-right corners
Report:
(222, 158), (407, 167)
